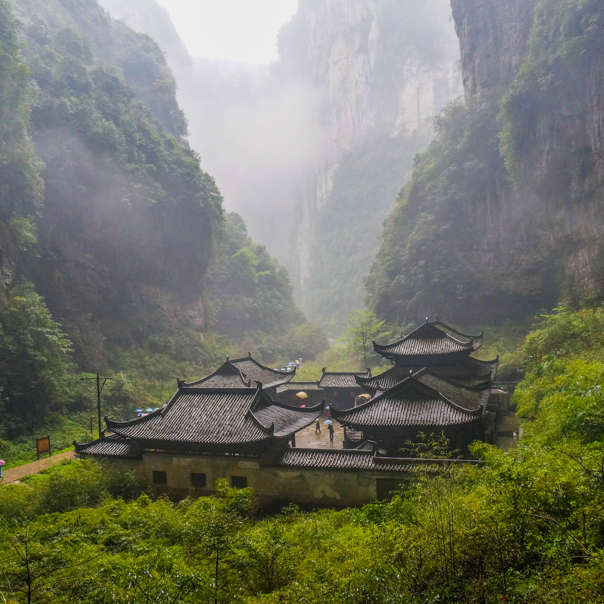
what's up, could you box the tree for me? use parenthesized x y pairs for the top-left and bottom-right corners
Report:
(345, 309), (390, 368)
(183, 480), (254, 604)
(0, 526), (100, 604)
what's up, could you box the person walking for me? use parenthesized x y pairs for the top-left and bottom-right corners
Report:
(315, 419), (321, 434)
(328, 423), (334, 442)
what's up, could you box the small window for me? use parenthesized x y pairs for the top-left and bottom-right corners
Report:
(191, 473), (207, 488)
(376, 478), (401, 501)
(231, 476), (247, 489)
(153, 471), (167, 485)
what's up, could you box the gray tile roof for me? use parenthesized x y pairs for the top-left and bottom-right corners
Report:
(263, 449), (479, 473)
(105, 387), (321, 448)
(253, 401), (324, 437)
(184, 356), (294, 390)
(332, 378), (484, 428)
(231, 357), (295, 389)
(358, 359), (497, 391)
(319, 370), (370, 389)
(276, 382), (323, 393)
(374, 321), (483, 359)
(74, 435), (142, 458)
(358, 368), (491, 410)
(413, 369), (490, 410)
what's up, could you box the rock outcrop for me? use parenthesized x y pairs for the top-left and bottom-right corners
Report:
(368, 0), (604, 326)
(278, 0), (462, 325)
(451, 0), (538, 106)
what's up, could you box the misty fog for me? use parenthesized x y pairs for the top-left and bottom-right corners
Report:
(97, 0), (461, 316)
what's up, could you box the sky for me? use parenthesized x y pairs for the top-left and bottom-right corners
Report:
(157, 0), (300, 64)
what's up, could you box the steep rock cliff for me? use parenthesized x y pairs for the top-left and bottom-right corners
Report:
(451, 0), (538, 105)
(278, 0), (462, 329)
(368, 0), (604, 326)
(9, 0), (223, 370)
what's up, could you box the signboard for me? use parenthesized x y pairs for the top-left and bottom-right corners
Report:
(36, 436), (51, 460)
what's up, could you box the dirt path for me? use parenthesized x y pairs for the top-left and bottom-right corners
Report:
(1, 450), (76, 485)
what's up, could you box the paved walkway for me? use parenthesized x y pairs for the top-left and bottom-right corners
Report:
(295, 413), (345, 449)
(1, 450), (75, 485)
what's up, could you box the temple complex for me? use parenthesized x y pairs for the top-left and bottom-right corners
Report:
(75, 320), (509, 506)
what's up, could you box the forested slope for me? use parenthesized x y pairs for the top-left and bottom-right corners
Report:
(368, 0), (604, 327)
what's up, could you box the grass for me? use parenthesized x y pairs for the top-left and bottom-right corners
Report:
(0, 416), (92, 469)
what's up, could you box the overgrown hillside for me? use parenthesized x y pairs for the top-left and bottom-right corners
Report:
(2, 307), (604, 602)
(0, 0), (326, 456)
(8, 0), (222, 371)
(368, 0), (604, 327)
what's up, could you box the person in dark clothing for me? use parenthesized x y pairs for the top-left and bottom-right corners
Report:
(315, 420), (321, 433)
(328, 424), (334, 441)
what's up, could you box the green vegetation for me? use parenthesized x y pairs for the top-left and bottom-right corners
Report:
(301, 133), (429, 334)
(366, 101), (513, 326)
(206, 212), (327, 364)
(2, 308), (604, 602)
(0, 280), (73, 436)
(0, 0), (326, 465)
(515, 306), (604, 443)
(500, 0), (604, 194)
(344, 308), (390, 369)
(368, 0), (604, 328)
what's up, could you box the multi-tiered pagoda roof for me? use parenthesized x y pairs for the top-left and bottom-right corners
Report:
(357, 367), (492, 408)
(373, 319), (483, 364)
(369, 319), (498, 392)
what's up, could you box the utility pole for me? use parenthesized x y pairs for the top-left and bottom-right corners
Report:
(80, 373), (113, 438)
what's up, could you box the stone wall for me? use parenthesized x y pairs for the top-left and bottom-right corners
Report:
(117, 452), (411, 506)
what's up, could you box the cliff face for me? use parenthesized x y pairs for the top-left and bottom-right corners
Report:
(96, 0), (191, 70)
(278, 0), (462, 328)
(8, 0), (223, 370)
(455, 0), (604, 304)
(368, 0), (604, 326)
(451, 0), (538, 105)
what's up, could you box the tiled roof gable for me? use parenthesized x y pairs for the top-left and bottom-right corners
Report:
(103, 385), (321, 449)
(374, 321), (483, 358)
(318, 369), (370, 388)
(332, 377), (484, 428)
(183, 355), (295, 390)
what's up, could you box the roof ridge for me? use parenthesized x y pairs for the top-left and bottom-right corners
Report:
(267, 398), (326, 412)
(182, 359), (251, 388)
(321, 368), (371, 375)
(231, 355), (296, 376)
(414, 367), (491, 392)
